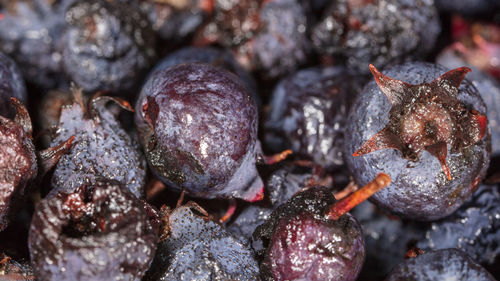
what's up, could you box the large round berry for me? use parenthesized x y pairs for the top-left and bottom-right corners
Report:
(29, 181), (158, 281)
(386, 248), (496, 281)
(264, 66), (365, 170)
(0, 52), (26, 118)
(345, 62), (490, 221)
(49, 91), (146, 198)
(62, 0), (156, 93)
(254, 187), (365, 281)
(311, 0), (440, 73)
(135, 63), (263, 201)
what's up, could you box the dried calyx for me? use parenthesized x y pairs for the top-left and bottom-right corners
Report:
(353, 65), (487, 180)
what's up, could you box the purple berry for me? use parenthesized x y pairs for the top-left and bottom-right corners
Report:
(0, 52), (26, 118)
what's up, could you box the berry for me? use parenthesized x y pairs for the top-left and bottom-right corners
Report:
(264, 66), (365, 170)
(417, 185), (500, 265)
(49, 89), (146, 198)
(196, 0), (311, 78)
(0, 0), (75, 88)
(311, 0), (440, 73)
(135, 63), (263, 201)
(144, 203), (259, 281)
(386, 248), (496, 281)
(0, 252), (34, 280)
(435, 0), (500, 16)
(0, 52), (26, 118)
(62, 0), (156, 93)
(0, 99), (72, 232)
(29, 181), (158, 281)
(152, 46), (257, 98)
(137, 0), (210, 43)
(345, 62), (490, 220)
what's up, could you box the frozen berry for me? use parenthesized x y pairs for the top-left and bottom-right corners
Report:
(386, 248), (496, 281)
(29, 181), (158, 281)
(135, 63), (263, 201)
(417, 184), (500, 265)
(264, 66), (365, 170)
(0, 99), (72, 232)
(311, 0), (440, 73)
(49, 89), (146, 198)
(144, 203), (259, 281)
(345, 62), (490, 220)
(62, 0), (156, 93)
(0, 52), (26, 118)
(196, 0), (311, 78)
(0, 0), (75, 88)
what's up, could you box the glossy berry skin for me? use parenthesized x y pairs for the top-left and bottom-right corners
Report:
(50, 93), (146, 198)
(418, 185), (500, 265)
(145, 204), (259, 281)
(152, 46), (257, 97)
(196, 0), (310, 78)
(135, 63), (263, 201)
(0, 52), (26, 118)
(264, 66), (365, 170)
(254, 187), (364, 281)
(29, 181), (158, 281)
(311, 0), (440, 74)
(62, 0), (156, 93)
(0, 0), (75, 88)
(385, 249), (496, 281)
(345, 62), (490, 221)
(0, 103), (37, 232)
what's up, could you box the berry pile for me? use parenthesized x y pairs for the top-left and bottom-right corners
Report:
(0, 1), (499, 281)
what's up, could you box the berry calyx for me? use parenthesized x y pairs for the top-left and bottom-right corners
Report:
(353, 65), (487, 180)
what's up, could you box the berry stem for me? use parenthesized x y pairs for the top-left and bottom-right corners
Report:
(325, 173), (391, 220)
(264, 149), (293, 165)
(220, 199), (237, 223)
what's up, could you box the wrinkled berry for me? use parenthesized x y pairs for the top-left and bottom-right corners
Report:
(29, 181), (158, 281)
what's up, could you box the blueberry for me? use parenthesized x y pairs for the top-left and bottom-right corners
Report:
(135, 63), (264, 201)
(386, 248), (496, 281)
(0, 52), (26, 118)
(345, 62), (490, 220)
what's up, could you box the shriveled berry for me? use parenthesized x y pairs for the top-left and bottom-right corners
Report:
(62, 0), (156, 93)
(254, 187), (365, 281)
(264, 66), (365, 170)
(29, 181), (158, 281)
(0, 52), (26, 118)
(311, 0), (440, 73)
(0, 0), (75, 88)
(135, 63), (263, 201)
(49, 89), (146, 198)
(345, 62), (490, 220)
(145, 203), (259, 281)
(417, 185), (500, 265)
(386, 248), (496, 281)
(196, 0), (311, 78)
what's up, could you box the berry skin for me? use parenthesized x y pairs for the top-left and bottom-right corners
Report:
(144, 204), (259, 281)
(0, 0), (75, 88)
(345, 62), (490, 220)
(0, 99), (72, 232)
(196, 0), (311, 79)
(29, 181), (158, 281)
(417, 184), (500, 265)
(386, 248), (496, 281)
(0, 52), (26, 118)
(152, 46), (257, 98)
(62, 0), (156, 93)
(49, 90), (147, 198)
(264, 66), (365, 170)
(135, 63), (264, 201)
(253, 187), (365, 281)
(311, 0), (440, 74)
